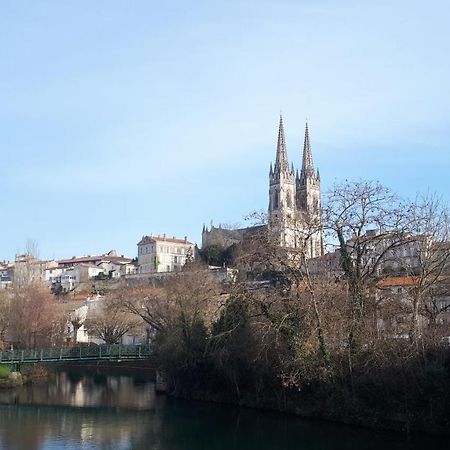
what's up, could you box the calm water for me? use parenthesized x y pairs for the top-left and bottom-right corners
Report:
(0, 370), (446, 450)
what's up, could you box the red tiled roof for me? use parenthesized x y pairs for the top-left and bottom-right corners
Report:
(377, 277), (419, 288)
(377, 275), (448, 288)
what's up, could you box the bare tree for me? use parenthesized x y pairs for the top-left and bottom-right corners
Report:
(117, 269), (222, 334)
(69, 308), (87, 343)
(13, 240), (43, 288)
(24, 239), (40, 259)
(405, 193), (450, 341)
(0, 290), (10, 344)
(324, 180), (412, 349)
(116, 283), (176, 332)
(8, 282), (65, 348)
(235, 212), (335, 364)
(422, 282), (450, 334)
(86, 300), (141, 345)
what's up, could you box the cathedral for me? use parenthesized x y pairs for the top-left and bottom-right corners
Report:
(202, 115), (324, 259)
(268, 115), (324, 258)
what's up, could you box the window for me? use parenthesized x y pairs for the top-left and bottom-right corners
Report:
(286, 191), (292, 208)
(274, 191), (279, 209)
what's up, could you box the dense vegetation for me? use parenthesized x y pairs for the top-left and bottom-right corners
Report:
(148, 272), (450, 434)
(147, 181), (450, 434)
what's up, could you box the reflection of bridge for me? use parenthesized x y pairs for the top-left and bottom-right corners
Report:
(0, 344), (153, 365)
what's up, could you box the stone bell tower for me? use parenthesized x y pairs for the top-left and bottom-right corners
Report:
(296, 122), (323, 258)
(268, 115), (297, 247)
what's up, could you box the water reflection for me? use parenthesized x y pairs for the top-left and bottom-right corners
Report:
(0, 371), (155, 410)
(0, 406), (155, 450)
(0, 372), (446, 450)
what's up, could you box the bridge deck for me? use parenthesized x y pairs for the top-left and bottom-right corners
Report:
(0, 344), (153, 365)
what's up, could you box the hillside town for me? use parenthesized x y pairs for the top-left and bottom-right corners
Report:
(0, 116), (449, 438)
(1, 118), (449, 349)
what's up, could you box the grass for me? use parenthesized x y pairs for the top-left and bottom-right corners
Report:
(0, 365), (12, 379)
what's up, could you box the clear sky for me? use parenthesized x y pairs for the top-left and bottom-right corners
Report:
(1, 0), (449, 261)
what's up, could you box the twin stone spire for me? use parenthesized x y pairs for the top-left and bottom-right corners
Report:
(268, 114), (323, 257)
(270, 115), (319, 183)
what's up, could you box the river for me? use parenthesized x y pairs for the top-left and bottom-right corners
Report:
(0, 369), (446, 450)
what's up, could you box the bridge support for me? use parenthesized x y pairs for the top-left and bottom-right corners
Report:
(155, 369), (168, 393)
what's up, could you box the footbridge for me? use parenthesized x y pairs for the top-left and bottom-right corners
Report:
(0, 344), (153, 365)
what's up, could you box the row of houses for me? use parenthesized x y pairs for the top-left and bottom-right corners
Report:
(0, 233), (196, 292)
(0, 250), (136, 292)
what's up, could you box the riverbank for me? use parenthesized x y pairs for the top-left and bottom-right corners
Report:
(0, 364), (51, 389)
(158, 346), (450, 437)
(1, 371), (448, 450)
(0, 365), (22, 388)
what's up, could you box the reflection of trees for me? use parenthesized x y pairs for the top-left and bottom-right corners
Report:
(0, 372), (156, 410)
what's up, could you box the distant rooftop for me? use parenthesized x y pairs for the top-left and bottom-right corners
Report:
(138, 235), (193, 245)
(58, 250), (132, 266)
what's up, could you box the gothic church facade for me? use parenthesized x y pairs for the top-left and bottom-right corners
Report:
(202, 116), (324, 259)
(268, 116), (324, 258)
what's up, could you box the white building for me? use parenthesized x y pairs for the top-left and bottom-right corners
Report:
(137, 235), (194, 274)
(57, 264), (105, 293)
(0, 262), (13, 289)
(44, 263), (64, 284)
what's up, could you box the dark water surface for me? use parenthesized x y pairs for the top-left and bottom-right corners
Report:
(0, 371), (446, 450)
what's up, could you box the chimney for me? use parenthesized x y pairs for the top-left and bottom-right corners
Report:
(163, 234), (166, 240)
(184, 236), (187, 243)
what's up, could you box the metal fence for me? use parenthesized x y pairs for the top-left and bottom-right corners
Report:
(0, 344), (153, 364)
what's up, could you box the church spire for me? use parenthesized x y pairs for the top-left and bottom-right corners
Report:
(274, 115), (289, 173)
(300, 121), (315, 180)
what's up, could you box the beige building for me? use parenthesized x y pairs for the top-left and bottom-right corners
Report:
(376, 276), (450, 338)
(137, 235), (194, 274)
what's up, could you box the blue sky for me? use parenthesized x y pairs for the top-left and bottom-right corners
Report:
(1, 0), (449, 261)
